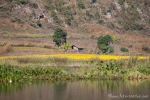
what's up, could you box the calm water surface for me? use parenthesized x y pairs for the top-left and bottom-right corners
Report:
(0, 80), (150, 100)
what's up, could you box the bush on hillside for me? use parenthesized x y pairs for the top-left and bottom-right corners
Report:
(142, 45), (150, 53)
(97, 20), (104, 24)
(78, 1), (85, 9)
(120, 47), (129, 52)
(92, 0), (97, 3)
(51, 10), (61, 24)
(118, 0), (125, 5)
(15, 0), (29, 5)
(30, 3), (38, 9)
(36, 20), (42, 27)
(60, 43), (71, 52)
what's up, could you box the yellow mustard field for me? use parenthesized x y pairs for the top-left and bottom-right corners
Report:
(0, 54), (149, 60)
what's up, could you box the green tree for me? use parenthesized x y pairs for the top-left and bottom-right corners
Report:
(53, 28), (67, 46)
(97, 35), (113, 46)
(97, 35), (113, 53)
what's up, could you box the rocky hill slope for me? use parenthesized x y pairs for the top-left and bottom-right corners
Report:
(0, 0), (150, 34)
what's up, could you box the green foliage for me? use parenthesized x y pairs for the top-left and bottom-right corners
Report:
(97, 20), (104, 24)
(142, 45), (150, 53)
(30, 3), (38, 9)
(132, 24), (143, 30)
(62, 6), (73, 26)
(44, 3), (54, 10)
(90, 35), (96, 39)
(118, 0), (125, 5)
(97, 35), (113, 53)
(123, 22), (143, 30)
(15, 0), (29, 5)
(99, 44), (107, 53)
(54, 0), (64, 11)
(105, 45), (114, 54)
(91, 0), (97, 3)
(44, 46), (52, 49)
(86, 10), (93, 20)
(120, 47), (129, 52)
(101, 6), (107, 15)
(77, 1), (85, 9)
(0, 57), (150, 83)
(97, 35), (113, 46)
(118, 20), (122, 25)
(51, 10), (61, 24)
(36, 20), (42, 27)
(95, 12), (100, 20)
(111, 36), (118, 42)
(60, 43), (71, 52)
(98, 44), (114, 53)
(53, 28), (67, 46)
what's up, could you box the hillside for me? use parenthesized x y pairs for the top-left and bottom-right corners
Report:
(0, 0), (150, 55)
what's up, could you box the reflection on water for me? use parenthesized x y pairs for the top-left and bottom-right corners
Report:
(0, 80), (150, 100)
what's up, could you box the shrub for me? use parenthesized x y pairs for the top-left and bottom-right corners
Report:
(118, 0), (125, 5)
(91, 0), (97, 3)
(60, 43), (71, 52)
(101, 7), (107, 15)
(90, 35), (95, 39)
(132, 24), (143, 30)
(86, 10), (93, 19)
(44, 46), (52, 49)
(95, 11), (100, 20)
(111, 36), (117, 42)
(36, 20), (42, 27)
(120, 47), (129, 52)
(78, 1), (85, 9)
(105, 45), (114, 54)
(30, 3), (38, 9)
(142, 45), (150, 53)
(26, 43), (34, 47)
(97, 20), (104, 24)
(51, 10), (61, 24)
(15, 0), (29, 5)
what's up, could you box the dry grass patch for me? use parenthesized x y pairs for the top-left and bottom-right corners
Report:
(2, 33), (52, 38)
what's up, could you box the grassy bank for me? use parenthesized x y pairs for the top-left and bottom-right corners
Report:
(0, 56), (150, 83)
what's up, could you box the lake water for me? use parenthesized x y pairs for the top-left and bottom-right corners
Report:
(0, 80), (150, 100)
